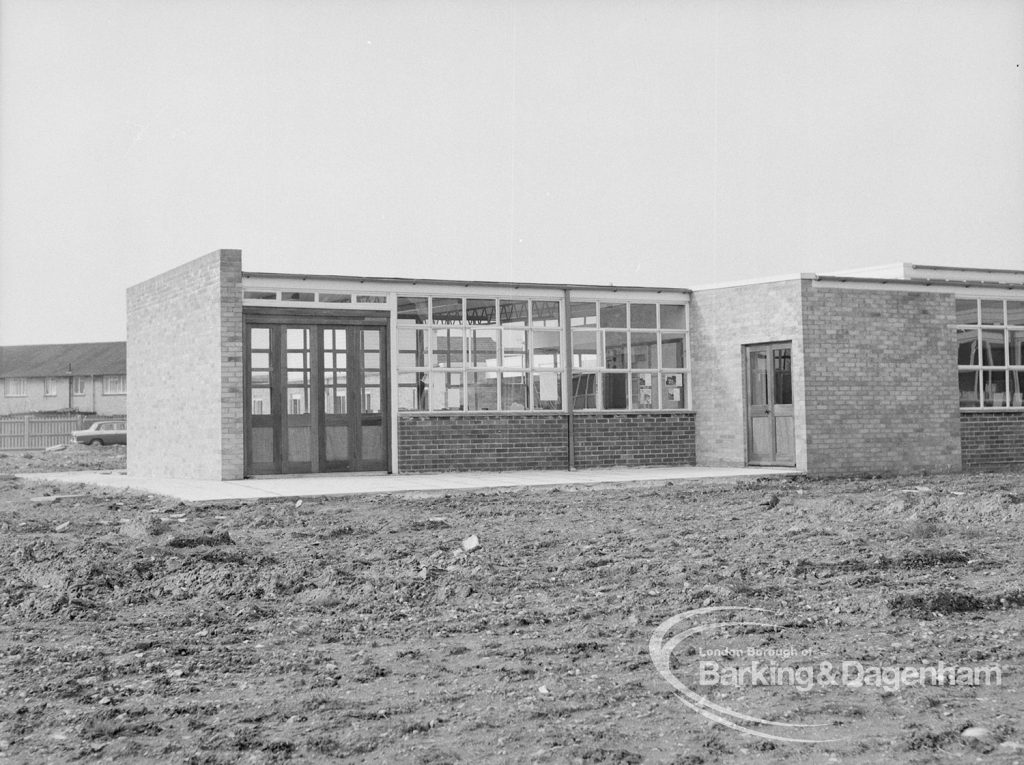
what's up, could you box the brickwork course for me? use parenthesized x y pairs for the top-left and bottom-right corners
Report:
(801, 284), (961, 476)
(960, 411), (1024, 471)
(398, 414), (568, 473)
(573, 412), (695, 469)
(397, 412), (696, 473)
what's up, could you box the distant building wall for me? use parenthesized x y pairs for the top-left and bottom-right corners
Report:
(127, 250), (243, 479)
(689, 279), (807, 470)
(800, 284), (961, 475)
(960, 411), (1024, 471)
(0, 376), (126, 417)
(1, 377), (68, 415)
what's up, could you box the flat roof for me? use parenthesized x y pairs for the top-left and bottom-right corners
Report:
(242, 271), (692, 295)
(243, 261), (1024, 295)
(691, 261), (1024, 292)
(909, 263), (1024, 278)
(813, 274), (1024, 291)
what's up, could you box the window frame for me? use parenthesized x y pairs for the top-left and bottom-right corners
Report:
(72, 376), (88, 396)
(956, 296), (1024, 409)
(3, 378), (27, 397)
(396, 294), (565, 412)
(43, 377), (58, 397)
(569, 300), (690, 412)
(102, 375), (127, 396)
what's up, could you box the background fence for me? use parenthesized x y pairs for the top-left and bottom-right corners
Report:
(0, 414), (119, 451)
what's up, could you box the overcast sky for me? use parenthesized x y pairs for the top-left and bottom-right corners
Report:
(1, 0), (1022, 345)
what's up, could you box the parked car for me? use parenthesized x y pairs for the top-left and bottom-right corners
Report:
(72, 421), (127, 446)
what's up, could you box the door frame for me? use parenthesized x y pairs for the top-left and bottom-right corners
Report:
(242, 308), (390, 476)
(743, 341), (796, 467)
(318, 324), (390, 474)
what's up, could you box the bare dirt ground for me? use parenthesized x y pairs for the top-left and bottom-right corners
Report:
(1, 447), (1022, 764)
(0, 443), (126, 474)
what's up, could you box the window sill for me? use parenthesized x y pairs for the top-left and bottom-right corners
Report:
(397, 408), (696, 416)
(399, 410), (565, 416)
(573, 409), (695, 414)
(960, 407), (1024, 412)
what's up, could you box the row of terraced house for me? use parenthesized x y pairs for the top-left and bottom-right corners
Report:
(0, 342), (127, 417)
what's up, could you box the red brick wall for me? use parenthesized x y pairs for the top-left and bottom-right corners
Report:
(573, 412), (696, 468)
(398, 414), (567, 472)
(961, 411), (1024, 470)
(396, 412), (696, 473)
(801, 284), (962, 476)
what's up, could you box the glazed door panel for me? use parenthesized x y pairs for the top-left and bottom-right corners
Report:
(319, 326), (389, 472)
(247, 326), (278, 475)
(355, 328), (387, 471)
(283, 327), (314, 473)
(746, 343), (795, 467)
(245, 321), (389, 475)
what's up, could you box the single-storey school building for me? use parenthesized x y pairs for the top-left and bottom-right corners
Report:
(126, 250), (1024, 480)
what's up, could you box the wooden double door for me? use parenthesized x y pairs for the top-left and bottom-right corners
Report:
(746, 342), (795, 466)
(245, 316), (388, 475)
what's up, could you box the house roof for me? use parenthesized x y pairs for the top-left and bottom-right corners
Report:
(0, 342), (126, 378)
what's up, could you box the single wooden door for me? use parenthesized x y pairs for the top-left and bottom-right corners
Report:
(746, 342), (795, 466)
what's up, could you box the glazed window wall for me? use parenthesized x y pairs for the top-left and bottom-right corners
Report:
(396, 295), (689, 413)
(396, 296), (563, 412)
(569, 301), (688, 410)
(956, 298), (1024, 408)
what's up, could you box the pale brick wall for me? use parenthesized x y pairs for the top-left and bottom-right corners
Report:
(219, 264), (244, 479)
(127, 250), (243, 479)
(689, 279), (807, 469)
(801, 284), (961, 475)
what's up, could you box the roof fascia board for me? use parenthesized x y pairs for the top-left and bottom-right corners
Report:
(689, 274), (811, 292)
(906, 263), (1024, 279)
(812, 275), (1024, 297)
(244, 277), (689, 303)
(242, 271), (691, 296)
(244, 276), (567, 299)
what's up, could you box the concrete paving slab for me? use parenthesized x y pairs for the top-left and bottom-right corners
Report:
(16, 465), (801, 502)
